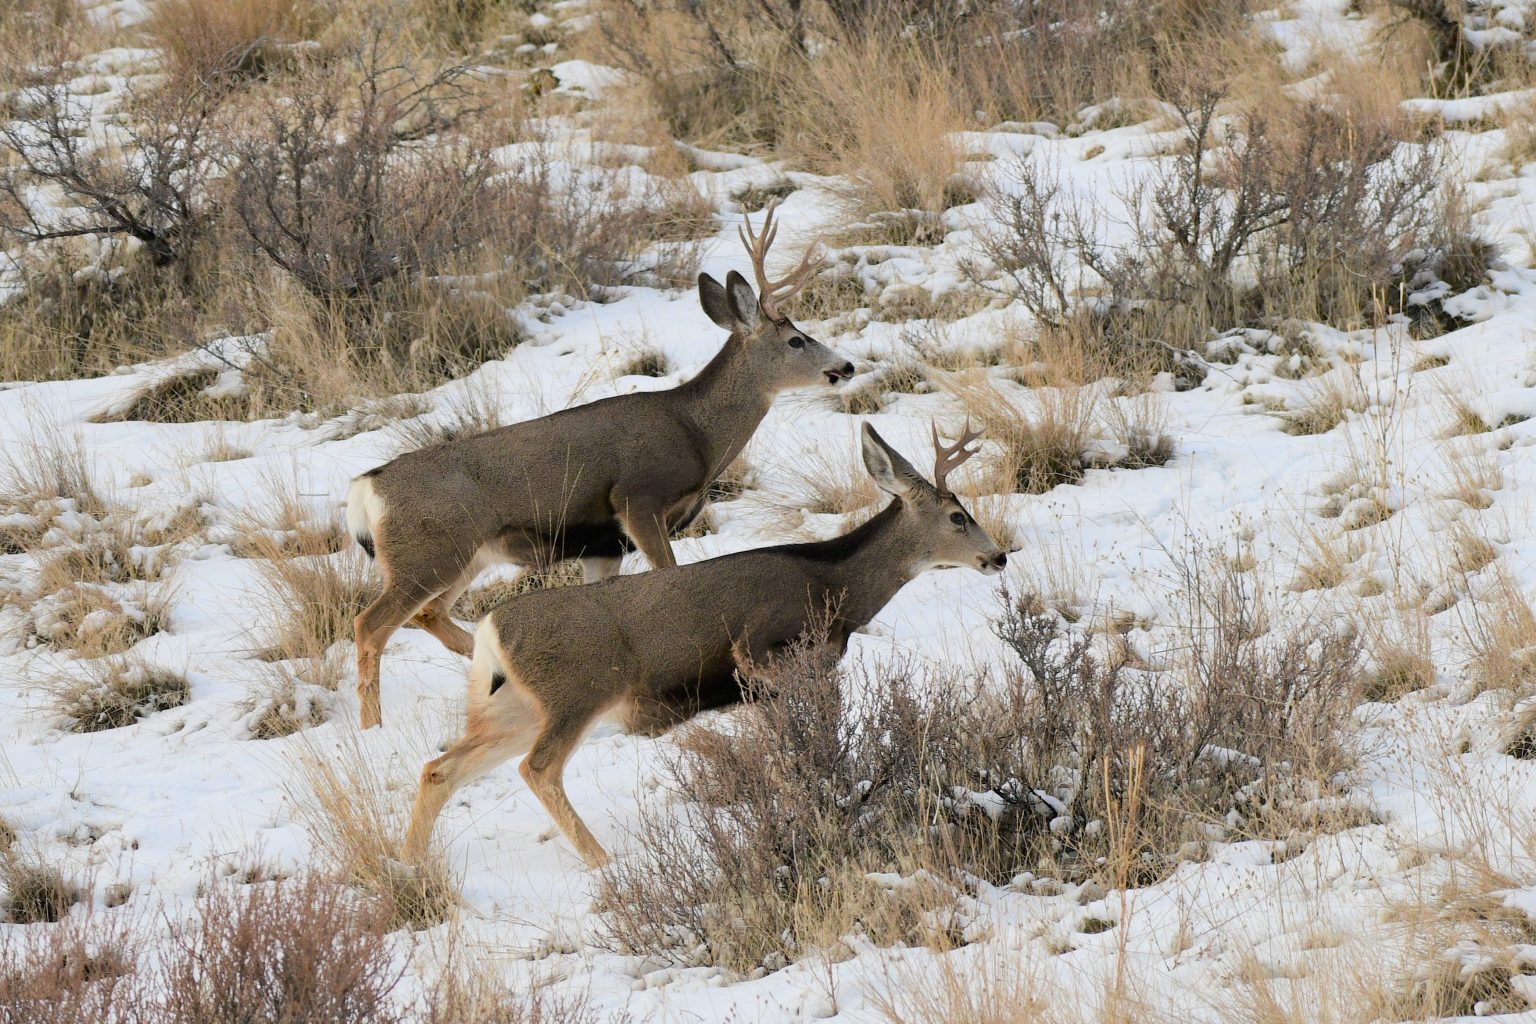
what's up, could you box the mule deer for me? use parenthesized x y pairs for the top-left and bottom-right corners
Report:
(346, 202), (853, 728)
(401, 422), (1007, 866)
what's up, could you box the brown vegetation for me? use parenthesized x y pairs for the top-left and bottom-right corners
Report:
(603, 573), (1362, 972)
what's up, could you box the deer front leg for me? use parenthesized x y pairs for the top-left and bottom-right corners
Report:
(617, 504), (677, 570)
(519, 710), (611, 868)
(354, 581), (434, 729)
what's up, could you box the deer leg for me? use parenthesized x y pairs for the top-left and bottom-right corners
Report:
(519, 711), (611, 868)
(353, 582), (434, 730)
(407, 552), (486, 655)
(401, 724), (538, 862)
(580, 555), (622, 583)
(617, 506), (677, 570)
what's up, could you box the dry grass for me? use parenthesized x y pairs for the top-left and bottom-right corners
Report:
(1461, 569), (1536, 692)
(50, 655), (190, 732)
(386, 385), (505, 455)
(611, 346), (673, 380)
(423, 945), (603, 1024)
(955, 383), (1171, 496)
(249, 534), (377, 661)
(0, 851), (80, 923)
(1363, 630), (1437, 702)
(21, 582), (174, 658)
(782, 39), (968, 242)
(227, 485), (347, 561)
(241, 658), (341, 739)
(38, 518), (179, 591)
(290, 734), (458, 931)
(2, 419), (103, 518)
(767, 440), (882, 532)
(1280, 373), (1369, 436)
(1442, 443), (1503, 509)
(91, 368), (252, 425)
(148, 0), (314, 86)
(451, 563), (585, 621)
(958, 383), (1097, 495)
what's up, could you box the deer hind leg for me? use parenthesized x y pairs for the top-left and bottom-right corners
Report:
(401, 720), (538, 862)
(409, 558), (483, 657)
(519, 708), (613, 868)
(353, 580), (435, 730)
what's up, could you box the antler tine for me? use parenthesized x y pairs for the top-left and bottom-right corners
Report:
(931, 417), (983, 495)
(736, 199), (823, 321)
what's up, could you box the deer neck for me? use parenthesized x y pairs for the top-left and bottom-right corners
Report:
(810, 501), (925, 631)
(676, 335), (777, 473)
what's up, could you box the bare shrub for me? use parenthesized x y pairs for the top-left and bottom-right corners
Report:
(0, 913), (143, 1022)
(290, 737), (457, 931)
(0, 51), (224, 273)
(969, 88), (1478, 357)
(159, 875), (404, 1024)
(226, 33), (498, 302)
(606, 572), (1363, 972)
(52, 655), (190, 732)
(0, 851), (80, 923)
(601, 637), (995, 973)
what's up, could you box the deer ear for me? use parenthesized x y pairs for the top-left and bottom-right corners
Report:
(725, 270), (762, 331)
(698, 273), (735, 330)
(861, 423), (928, 498)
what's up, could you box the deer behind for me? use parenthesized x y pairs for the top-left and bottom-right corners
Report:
(401, 422), (1007, 867)
(346, 204), (853, 728)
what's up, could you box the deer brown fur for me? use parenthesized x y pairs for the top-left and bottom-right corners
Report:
(401, 423), (1007, 866)
(346, 203), (853, 728)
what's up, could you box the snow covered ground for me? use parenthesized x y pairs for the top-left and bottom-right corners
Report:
(9, 0), (1536, 1019)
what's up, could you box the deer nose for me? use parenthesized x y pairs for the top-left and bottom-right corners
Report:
(985, 552), (1008, 572)
(825, 361), (855, 384)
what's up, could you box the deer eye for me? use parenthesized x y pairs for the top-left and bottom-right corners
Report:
(788, 336), (804, 349)
(949, 511), (966, 526)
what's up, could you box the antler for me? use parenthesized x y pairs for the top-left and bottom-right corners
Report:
(738, 199), (822, 321)
(931, 418), (983, 496)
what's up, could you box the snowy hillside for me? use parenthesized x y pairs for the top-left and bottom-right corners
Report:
(6, 0), (1536, 1020)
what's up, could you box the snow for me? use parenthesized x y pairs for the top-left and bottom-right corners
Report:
(10, 0), (1536, 1020)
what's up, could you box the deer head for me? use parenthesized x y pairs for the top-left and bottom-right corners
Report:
(860, 421), (1008, 575)
(697, 200), (854, 389)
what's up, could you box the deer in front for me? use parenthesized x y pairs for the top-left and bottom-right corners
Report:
(345, 203), (854, 729)
(401, 422), (1007, 867)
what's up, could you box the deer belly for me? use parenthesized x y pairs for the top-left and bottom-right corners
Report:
(493, 520), (632, 565)
(623, 669), (746, 736)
